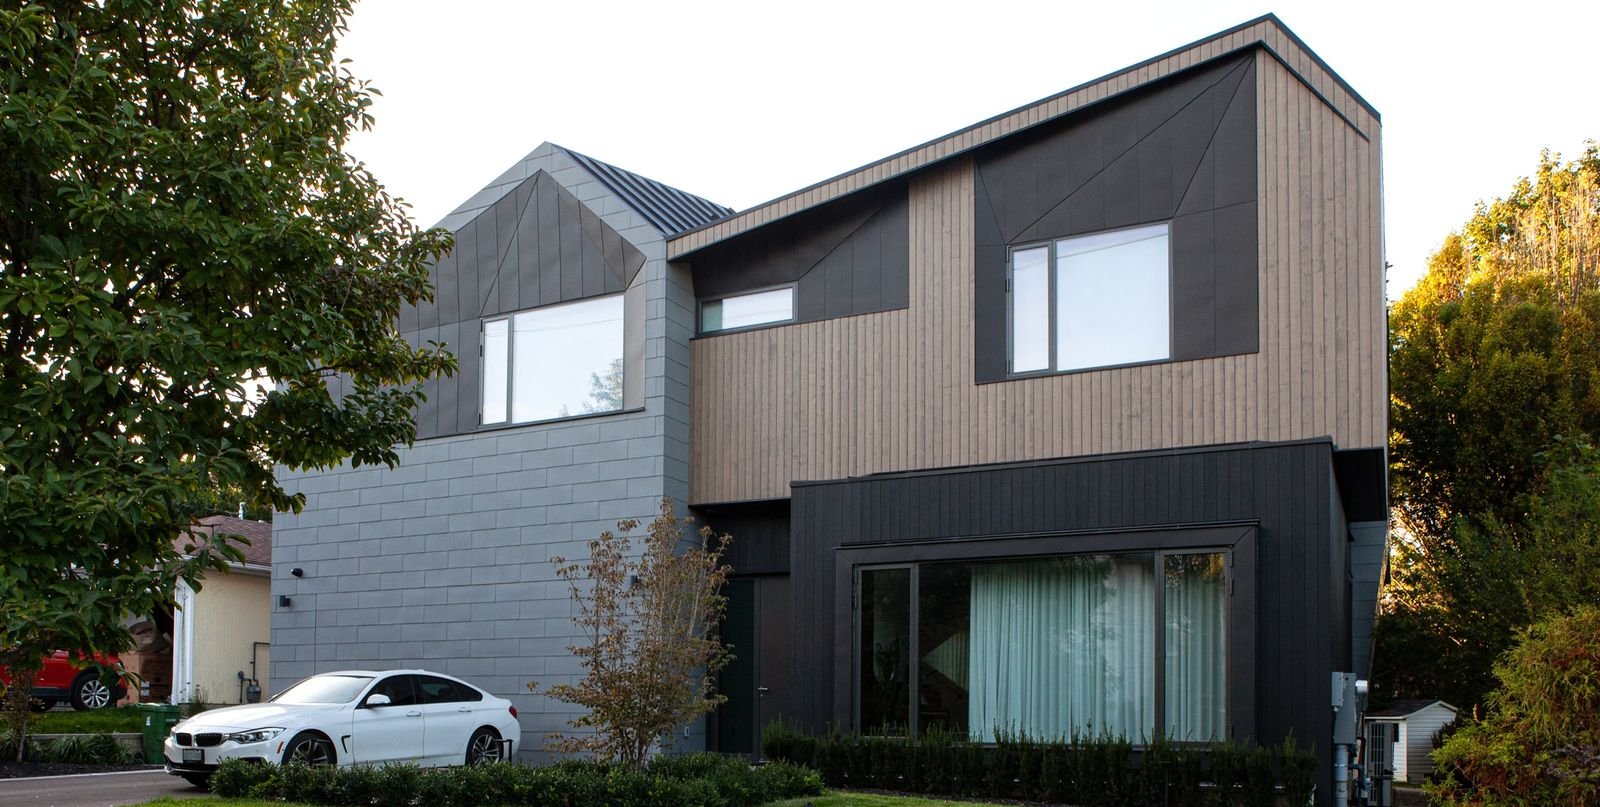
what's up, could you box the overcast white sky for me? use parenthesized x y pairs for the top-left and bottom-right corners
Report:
(338, 1), (1598, 301)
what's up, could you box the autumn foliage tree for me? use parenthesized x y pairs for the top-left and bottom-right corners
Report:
(537, 498), (733, 771)
(1380, 143), (1600, 709)
(1430, 606), (1600, 806)
(0, 0), (453, 753)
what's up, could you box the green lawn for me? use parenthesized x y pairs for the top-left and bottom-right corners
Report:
(31, 705), (146, 734)
(136, 800), (313, 807)
(136, 792), (1005, 807)
(766, 793), (1011, 807)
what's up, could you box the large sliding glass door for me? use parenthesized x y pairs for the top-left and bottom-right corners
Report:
(856, 550), (1228, 743)
(858, 567), (911, 734)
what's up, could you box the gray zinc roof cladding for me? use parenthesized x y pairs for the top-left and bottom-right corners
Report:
(563, 148), (732, 236)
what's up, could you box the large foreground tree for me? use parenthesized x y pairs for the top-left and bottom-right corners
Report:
(1379, 143), (1600, 709)
(0, 0), (452, 688)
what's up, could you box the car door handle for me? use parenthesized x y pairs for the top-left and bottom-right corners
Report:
(457, 707), (472, 713)
(406, 710), (422, 717)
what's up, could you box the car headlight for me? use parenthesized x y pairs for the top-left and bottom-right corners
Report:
(225, 727), (285, 744)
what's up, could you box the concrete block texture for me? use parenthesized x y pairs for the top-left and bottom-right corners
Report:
(272, 152), (698, 760)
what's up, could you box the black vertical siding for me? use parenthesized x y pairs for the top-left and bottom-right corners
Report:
(790, 440), (1345, 791)
(696, 501), (792, 576)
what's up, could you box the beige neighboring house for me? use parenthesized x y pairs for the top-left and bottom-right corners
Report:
(171, 515), (272, 706)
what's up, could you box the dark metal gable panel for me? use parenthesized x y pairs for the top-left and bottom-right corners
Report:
(458, 170), (642, 319)
(972, 54), (1259, 383)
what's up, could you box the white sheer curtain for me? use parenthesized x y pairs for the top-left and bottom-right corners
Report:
(967, 555), (1155, 742)
(1163, 553), (1228, 741)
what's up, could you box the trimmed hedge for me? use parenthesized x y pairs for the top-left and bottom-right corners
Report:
(762, 721), (1318, 807)
(210, 752), (822, 807)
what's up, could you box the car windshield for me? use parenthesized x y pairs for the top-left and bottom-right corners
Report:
(269, 675), (374, 705)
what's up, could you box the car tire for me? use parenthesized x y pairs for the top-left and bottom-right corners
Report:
(69, 673), (115, 711)
(464, 726), (502, 765)
(281, 731), (336, 766)
(181, 773), (212, 789)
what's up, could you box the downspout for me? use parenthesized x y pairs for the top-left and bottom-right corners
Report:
(173, 579), (196, 704)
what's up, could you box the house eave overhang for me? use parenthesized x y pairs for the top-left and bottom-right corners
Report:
(667, 13), (1377, 260)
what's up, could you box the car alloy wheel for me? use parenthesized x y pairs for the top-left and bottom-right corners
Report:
(71, 675), (113, 710)
(283, 732), (335, 766)
(466, 728), (502, 764)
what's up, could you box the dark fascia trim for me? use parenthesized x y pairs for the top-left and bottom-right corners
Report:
(1253, 12), (1380, 120)
(668, 14), (1376, 253)
(790, 436), (1340, 489)
(692, 497), (792, 513)
(690, 493), (795, 509)
(834, 520), (1259, 553)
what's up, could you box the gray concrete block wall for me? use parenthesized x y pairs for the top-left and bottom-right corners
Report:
(272, 152), (699, 763)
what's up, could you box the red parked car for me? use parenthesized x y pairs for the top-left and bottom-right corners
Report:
(0, 651), (127, 711)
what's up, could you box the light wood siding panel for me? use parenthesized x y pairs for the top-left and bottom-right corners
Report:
(690, 53), (1383, 505)
(670, 18), (1379, 258)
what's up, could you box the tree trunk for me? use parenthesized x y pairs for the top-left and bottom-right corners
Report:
(4, 666), (39, 763)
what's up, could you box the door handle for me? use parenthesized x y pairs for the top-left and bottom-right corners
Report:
(757, 687), (770, 695)
(406, 710), (422, 717)
(457, 707), (472, 713)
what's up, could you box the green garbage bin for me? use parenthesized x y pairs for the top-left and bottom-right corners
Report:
(136, 703), (180, 764)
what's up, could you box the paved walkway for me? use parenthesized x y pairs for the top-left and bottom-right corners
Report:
(0, 768), (204, 806)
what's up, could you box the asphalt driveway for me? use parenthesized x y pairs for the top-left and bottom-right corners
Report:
(0, 768), (204, 806)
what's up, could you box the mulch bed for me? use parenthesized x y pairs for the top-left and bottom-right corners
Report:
(0, 761), (157, 778)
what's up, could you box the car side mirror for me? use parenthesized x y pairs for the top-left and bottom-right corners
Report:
(365, 693), (391, 707)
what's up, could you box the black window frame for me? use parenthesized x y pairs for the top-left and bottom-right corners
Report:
(479, 292), (628, 427)
(1005, 221), (1176, 378)
(839, 524), (1254, 745)
(696, 282), (798, 336)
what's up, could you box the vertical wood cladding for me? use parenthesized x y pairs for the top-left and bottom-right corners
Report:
(669, 16), (1377, 259)
(687, 183), (910, 323)
(788, 440), (1343, 774)
(688, 49), (1384, 505)
(973, 55), (1259, 382)
(399, 169), (648, 439)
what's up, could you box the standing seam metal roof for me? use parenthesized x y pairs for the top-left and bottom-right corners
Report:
(563, 148), (733, 236)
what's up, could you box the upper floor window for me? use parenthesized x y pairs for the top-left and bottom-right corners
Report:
(700, 286), (794, 334)
(1010, 222), (1171, 374)
(482, 294), (624, 425)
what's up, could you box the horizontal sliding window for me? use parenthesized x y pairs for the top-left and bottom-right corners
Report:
(1009, 222), (1170, 374)
(700, 287), (794, 333)
(482, 295), (624, 425)
(860, 548), (1226, 743)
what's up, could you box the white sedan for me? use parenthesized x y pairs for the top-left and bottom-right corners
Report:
(162, 669), (520, 787)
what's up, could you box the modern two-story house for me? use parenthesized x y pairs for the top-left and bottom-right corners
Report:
(271, 15), (1386, 803)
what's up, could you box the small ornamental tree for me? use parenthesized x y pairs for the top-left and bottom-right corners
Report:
(536, 498), (732, 771)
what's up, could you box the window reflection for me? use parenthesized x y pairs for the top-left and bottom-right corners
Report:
(482, 295), (624, 425)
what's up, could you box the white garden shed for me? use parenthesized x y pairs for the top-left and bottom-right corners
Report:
(1363, 699), (1459, 784)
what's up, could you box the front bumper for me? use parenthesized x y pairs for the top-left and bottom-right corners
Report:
(162, 734), (277, 774)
